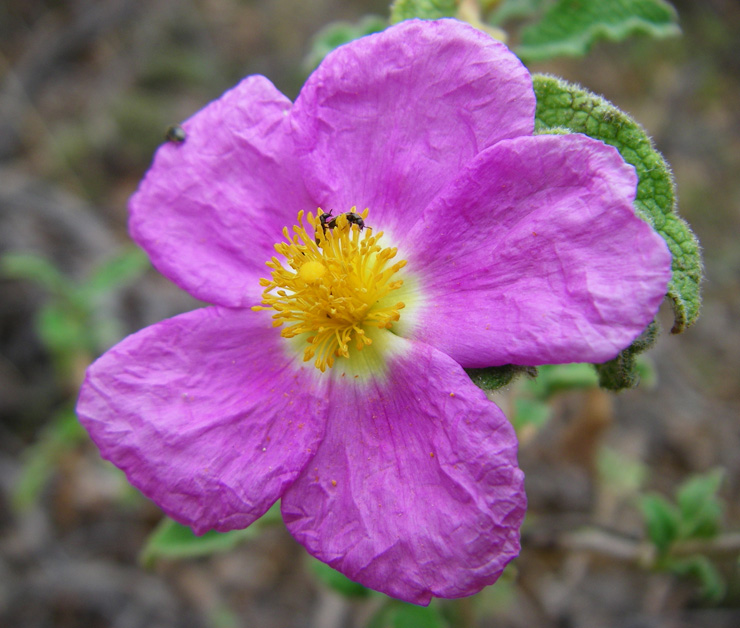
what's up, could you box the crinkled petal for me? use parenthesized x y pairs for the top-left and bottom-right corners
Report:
(281, 335), (525, 605)
(77, 307), (329, 534)
(129, 76), (315, 307)
(291, 19), (535, 238)
(403, 134), (672, 366)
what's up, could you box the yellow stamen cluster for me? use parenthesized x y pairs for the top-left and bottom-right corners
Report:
(252, 208), (407, 372)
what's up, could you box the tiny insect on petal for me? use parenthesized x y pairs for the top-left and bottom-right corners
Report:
(165, 124), (186, 143)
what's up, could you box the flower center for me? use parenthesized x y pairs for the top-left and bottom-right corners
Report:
(253, 208), (407, 372)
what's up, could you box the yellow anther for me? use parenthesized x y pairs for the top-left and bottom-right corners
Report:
(252, 208), (407, 371)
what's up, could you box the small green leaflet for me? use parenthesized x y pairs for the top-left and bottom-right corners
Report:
(640, 468), (725, 555)
(140, 502), (282, 566)
(640, 493), (680, 555)
(533, 74), (702, 335)
(389, 0), (457, 23)
(675, 469), (724, 540)
(639, 470), (727, 601)
(517, 0), (680, 62)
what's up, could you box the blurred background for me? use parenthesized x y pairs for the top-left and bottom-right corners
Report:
(0, 0), (738, 626)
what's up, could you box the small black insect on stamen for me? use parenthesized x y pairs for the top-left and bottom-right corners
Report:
(165, 125), (186, 143)
(315, 210), (366, 244)
(315, 210), (334, 244)
(319, 210), (334, 233)
(343, 212), (365, 231)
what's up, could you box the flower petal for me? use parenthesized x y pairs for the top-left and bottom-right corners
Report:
(77, 307), (329, 534)
(291, 19), (535, 238)
(281, 335), (525, 604)
(403, 134), (672, 366)
(129, 76), (315, 307)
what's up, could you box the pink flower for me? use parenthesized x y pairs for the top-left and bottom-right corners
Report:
(77, 19), (671, 604)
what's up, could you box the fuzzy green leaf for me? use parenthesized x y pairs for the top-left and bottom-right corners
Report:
(533, 74), (702, 334)
(466, 364), (537, 391)
(595, 320), (659, 390)
(390, 0), (457, 23)
(517, 0), (680, 62)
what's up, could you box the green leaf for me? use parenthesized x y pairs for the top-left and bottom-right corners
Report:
(140, 502), (282, 566)
(465, 364), (537, 391)
(1, 252), (73, 295)
(390, 0), (457, 23)
(310, 559), (371, 598)
(81, 246), (149, 298)
(595, 320), (659, 391)
(668, 555), (726, 602)
(533, 74), (703, 334)
(525, 363), (599, 399)
(367, 600), (447, 628)
(141, 521), (255, 563)
(304, 15), (388, 71)
(390, 602), (447, 628)
(676, 469), (724, 540)
(517, 0), (680, 62)
(640, 493), (680, 555)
